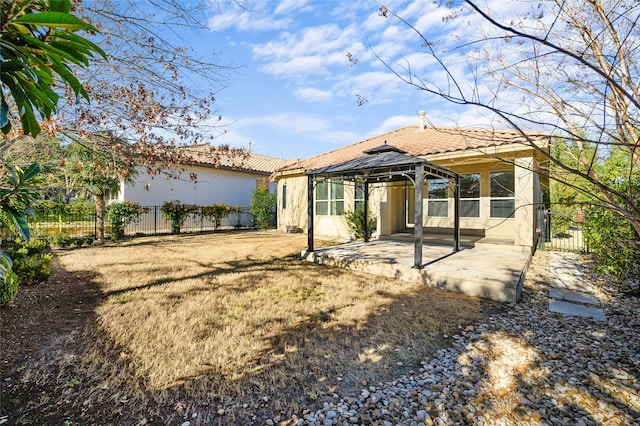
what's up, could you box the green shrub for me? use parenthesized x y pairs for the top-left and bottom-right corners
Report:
(8, 237), (49, 256)
(344, 208), (377, 239)
(12, 253), (52, 285)
(53, 232), (72, 247)
(160, 201), (199, 234)
(106, 202), (149, 240)
(583, 207), (640, 282)
(5, 239), (53, 286)
(249, 188), (276, 229)
(0, 260), (19, 305)
(200, 204), (241, 229)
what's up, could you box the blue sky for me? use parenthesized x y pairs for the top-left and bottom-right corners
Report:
(196, 0), (523, 159)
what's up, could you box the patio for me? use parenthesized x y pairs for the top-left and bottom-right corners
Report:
(303, 236), (532, 303)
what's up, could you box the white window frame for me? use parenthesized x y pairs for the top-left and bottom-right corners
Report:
(490, 170), (515, 218)
(460, 173), (480, 218)
(315, 179), (344, 216)
(427, 178), (449, 217)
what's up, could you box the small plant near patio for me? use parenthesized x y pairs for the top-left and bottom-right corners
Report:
(200, 203), (240, 229)
(249, 187), (276, 229)
(161, 201), (199, 234)
(344, 207), (377, 239)
(106, 202), (150, 240)
(53, 232), (72, 248)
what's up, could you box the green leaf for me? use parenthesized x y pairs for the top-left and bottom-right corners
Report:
(55, 32), (107, 60)
(0, 253), (13, 270)
(50, 62), (89, 102)
(23, 163), (42, 181)
(4, 205), (30, 240)
(48, 0), (72, 14)
(13, 11), (97, 32)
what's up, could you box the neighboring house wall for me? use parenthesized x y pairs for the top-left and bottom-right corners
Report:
(115, 165), (275, 207)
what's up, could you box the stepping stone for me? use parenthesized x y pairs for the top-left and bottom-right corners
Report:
(549, 300), (607, 322)
(549, 289), (600, 305)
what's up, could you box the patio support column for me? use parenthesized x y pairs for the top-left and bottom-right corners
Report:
(413, 162), (424, 269)
(364, 180), (370, 242)
(307, 174), (314, 252)
(453, 174), (460, 252)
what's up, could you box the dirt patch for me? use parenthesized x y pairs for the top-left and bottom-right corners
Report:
(1, 233), (505, 425)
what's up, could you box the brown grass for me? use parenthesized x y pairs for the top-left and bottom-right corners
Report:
(23, 231), (501, 423)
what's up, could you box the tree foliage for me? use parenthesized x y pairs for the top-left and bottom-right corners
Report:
(250, 188), (276, 229)
(0, 0), (105, 137)
(370, 1), (640, 234)
(0, 163), (43, 240)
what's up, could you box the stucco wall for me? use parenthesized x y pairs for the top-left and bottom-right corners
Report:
(275, 147), (547, 249)
(117, 165), (275, 207)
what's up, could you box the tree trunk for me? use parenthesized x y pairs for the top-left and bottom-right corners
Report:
(95, 193), (105, 241)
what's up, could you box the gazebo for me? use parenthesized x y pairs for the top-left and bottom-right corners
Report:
(305, 143), (461, 269)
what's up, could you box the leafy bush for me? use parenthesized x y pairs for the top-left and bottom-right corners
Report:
(106, 202), (150, 240)
(0, 255), (18, 306)
(249, 188), (276, 229)
(53, 232), (72, 247)
(583, 206), (640, 282)
(200, 204), (241, 229)
(7, 237), (49, 256)
(5, 238), (53, 285)
(344, 208), (377, 239)
(160, 201), (199, 234)
(12, 253), (53, 285)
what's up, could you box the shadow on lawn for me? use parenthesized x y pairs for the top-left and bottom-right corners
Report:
(3, 249), (639, 426)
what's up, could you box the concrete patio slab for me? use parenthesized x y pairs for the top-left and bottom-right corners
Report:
(549, 299), (607, 322)
(303, 240), (531, 303)
(549, 289), (600, 305)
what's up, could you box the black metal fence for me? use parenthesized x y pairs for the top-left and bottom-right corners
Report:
(537, 208), (589, 253)
(27, 206), (255, 239)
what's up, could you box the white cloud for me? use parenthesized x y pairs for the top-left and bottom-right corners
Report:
(293, 87), (333, 102)
(274, 0), (312, 15)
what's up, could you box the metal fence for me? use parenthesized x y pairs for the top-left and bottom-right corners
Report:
(27, 206), (255, 239)
(537, 208), (589, 253)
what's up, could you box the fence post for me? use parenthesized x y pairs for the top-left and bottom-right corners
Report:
(154, 206), (158, 235)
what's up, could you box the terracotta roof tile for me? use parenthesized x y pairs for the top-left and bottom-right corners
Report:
(184, 145), (288, 174)
(275, 125), (547, 175)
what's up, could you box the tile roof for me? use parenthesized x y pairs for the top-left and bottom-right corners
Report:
(184, 145), (290, 174)
(275, 125), (548, 175)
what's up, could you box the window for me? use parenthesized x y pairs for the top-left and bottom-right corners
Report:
(490, 171), (515, 218)
(281, 184), (287, 209)
(315, 179), (344, 216)
(354, 181), (364, 210)
(428, 178), (448, 217)
(460, 173), (480, 218)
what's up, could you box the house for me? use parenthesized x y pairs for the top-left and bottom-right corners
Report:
(272, 111), (550, 254)
(110, 143), (289, 227)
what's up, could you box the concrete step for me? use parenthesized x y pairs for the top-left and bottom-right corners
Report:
(549, 299), (607, 322)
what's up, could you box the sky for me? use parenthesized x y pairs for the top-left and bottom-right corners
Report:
(193, 0), (531, 160)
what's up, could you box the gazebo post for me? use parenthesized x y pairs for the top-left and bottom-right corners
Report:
(454, 174), (460, 252)
(413, 162), (424, 269)
(364, 180), (370, 242)
(307, 174), (314, 253)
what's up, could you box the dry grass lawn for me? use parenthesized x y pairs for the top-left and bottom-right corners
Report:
(14, 231), (502, 424)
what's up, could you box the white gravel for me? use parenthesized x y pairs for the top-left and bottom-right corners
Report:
(280, 252), (640, 426)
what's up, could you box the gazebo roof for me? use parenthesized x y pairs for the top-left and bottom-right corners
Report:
(306, 142), (456, 182)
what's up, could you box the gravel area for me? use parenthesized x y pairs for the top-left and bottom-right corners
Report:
(280, 251), (640, 426)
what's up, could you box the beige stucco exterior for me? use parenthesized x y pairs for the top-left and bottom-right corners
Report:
(276, 143), (548, 252)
